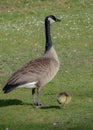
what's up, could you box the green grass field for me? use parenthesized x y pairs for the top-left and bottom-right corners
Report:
(0, 0), (93, 129)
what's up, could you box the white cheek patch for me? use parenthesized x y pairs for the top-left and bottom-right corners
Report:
(48, 17), (55, 23)
(18, 81), (38, 88)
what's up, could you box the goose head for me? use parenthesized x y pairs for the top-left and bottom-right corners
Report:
(45, 15), (61, 24)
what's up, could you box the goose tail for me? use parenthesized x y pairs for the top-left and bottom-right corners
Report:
(3, 84), (19, 93)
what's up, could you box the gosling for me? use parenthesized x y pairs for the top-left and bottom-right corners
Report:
(57, 92), (71, 108)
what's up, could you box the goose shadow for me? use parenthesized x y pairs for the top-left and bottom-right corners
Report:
(0, 99), (60, 109)
(0, 99), (23, 107)
(40, 105), (60, 109)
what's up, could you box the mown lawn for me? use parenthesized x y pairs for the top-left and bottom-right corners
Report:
(0, 0), (93, 130)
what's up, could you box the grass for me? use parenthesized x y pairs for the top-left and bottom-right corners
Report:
(0, 0), (93, 129)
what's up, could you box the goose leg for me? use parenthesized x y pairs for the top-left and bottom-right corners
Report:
(37, 88), (41, 106)
(32, 88), (37, 106)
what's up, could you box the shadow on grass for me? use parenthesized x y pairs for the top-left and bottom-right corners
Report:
(0, 99), (23, 107)
(0, 99), (60, 109)
(40, 105), (60, 109)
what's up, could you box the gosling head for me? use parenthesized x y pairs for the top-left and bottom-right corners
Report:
(45, 15), (61, 24)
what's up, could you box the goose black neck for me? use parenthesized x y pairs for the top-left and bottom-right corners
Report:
(45, 20), (52, 53)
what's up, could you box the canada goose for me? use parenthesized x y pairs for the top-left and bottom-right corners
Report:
(3, 15), (61, 106)
(57, 92), (71, 107)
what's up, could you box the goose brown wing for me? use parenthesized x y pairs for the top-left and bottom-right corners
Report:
(3, 57), (53, 92)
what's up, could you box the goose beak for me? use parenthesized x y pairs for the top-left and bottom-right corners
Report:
(56, 18), (61, 22)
